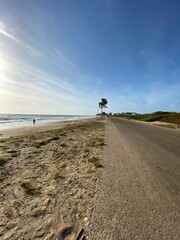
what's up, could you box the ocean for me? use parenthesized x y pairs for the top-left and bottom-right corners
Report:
(0, 114), (94, 130)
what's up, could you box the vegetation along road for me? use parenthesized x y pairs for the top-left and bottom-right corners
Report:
(89, 117), (180, 240)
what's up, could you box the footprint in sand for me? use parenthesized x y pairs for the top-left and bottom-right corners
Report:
(58, 226), (85, 240)
(58, 225), (73, 240)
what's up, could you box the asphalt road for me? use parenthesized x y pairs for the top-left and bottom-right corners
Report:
(89, 118), (180, 240)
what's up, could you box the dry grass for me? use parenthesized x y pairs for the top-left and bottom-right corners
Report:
(32, 207), (46, 217)
(0, 158), (8, 167)
(96, 137), (105, 146)
(31, 140), (49, 148)
(154, 123), (176, 129)
(20, 180), (41, 195)
(0, 176), (5, 182)
(88, 156), (103, 168)
(0, 155), (11, 166)
(53, 171), (65, 180)
(31, 136), (59, 148)
(61, 163), (67, 168)
(60, 143), (67, 148)
(114, 111), (180, 125)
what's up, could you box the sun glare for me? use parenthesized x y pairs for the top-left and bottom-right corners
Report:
(0, 54), (6, 81)
(0, 61), (2, 79)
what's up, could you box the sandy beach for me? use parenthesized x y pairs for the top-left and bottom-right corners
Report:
(0, 118), (104, 239)
(0, 118), (96, 140)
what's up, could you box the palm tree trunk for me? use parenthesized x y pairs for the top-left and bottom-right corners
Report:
(97, 106), (100, 115)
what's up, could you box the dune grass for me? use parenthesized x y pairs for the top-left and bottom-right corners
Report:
(0, 158), (8, 167)
(88, 156), (103, 168)
(20, 180), (41, 195)
(154, 123), (176, 129)
(113, 111), (180, 125)
(0, 155), (11, 166)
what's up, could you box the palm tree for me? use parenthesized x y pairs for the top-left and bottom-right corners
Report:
(98, 98), (108, 115)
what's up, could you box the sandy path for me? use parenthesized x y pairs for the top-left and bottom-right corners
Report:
(89, 118), (180, 239)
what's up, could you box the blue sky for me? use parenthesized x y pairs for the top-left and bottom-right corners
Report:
(0, 0), (180, 114)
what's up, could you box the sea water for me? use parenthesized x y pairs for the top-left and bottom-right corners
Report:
(0, 114), (94, 130)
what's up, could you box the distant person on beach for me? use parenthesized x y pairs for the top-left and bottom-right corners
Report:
(33, 119), (36, 125)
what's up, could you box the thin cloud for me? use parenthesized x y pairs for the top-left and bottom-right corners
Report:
(0, 50), (88, 108)
(0, 21), (20, 42)
(146, 83), (180, 105)
(0, 50), (84, 98)
(107, 95), (138, 113)
(51, 47), (72, 65)
(0, 20), (37, 55)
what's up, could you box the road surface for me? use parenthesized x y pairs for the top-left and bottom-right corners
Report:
(89, 118), (180, 240)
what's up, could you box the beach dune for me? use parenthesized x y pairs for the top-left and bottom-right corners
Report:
(0, 118), (104, 239)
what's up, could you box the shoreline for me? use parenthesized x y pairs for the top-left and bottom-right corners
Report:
(0, 117), (98, 139)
